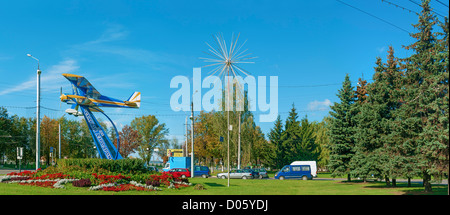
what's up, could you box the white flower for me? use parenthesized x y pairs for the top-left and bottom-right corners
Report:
(53, 179), (77, 189)
(88, 183), (116, 191)
(130, 181), (162, 191)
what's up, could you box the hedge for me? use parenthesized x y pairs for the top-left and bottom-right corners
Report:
(57, 158), (148, 174)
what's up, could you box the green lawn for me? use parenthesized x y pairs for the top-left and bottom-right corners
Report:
(1, 177), (447, 195)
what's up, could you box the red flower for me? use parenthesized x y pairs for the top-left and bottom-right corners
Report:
(19, 181), (56, 188)
(31, 173), (70, 180)
(92, 173), (130, 185)
(102, 184), (145, 192)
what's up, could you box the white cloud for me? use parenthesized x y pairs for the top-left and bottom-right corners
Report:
(87, 24), (129, 45)
(307, 99), (332, 111)
(69, 24), (188, 70)
(377, 46), (387, 54)
(0, 59), (79, 96)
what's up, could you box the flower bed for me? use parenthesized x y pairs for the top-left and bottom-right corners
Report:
(72, 179), (92, 187)
(0, 168), (190, 192)
(91, 173), (130, 185)
(19, 180), (56, 188)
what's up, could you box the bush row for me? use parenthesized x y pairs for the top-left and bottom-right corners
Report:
(57, 158), (148, 174)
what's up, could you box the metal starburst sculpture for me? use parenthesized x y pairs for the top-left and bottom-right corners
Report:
(201, 33), (256, 81)
(200, 33), (256, 188)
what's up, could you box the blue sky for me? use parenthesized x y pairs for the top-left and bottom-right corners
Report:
(1, 0), (448, 146)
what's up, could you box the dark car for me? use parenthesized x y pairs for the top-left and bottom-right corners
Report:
(253, 168), (268, 179)
(242, 169), (259, 179)
(190, 166), (211, 178)
(147, 166), (159, 172)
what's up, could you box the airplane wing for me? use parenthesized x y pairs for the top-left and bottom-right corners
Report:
(62, 74), (101, 99)
(88, 106), (104, 112)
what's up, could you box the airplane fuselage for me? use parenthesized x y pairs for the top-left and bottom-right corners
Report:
(61, 94), (138, 109)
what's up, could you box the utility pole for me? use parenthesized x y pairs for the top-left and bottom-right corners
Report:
(28, 54), (40, 170)
(58, 123), (61, 159)
(238, 112), (241, 169)
(190, 101), (194, 178)
(227, 71), (230, 187)
(185, 116), (188, 157)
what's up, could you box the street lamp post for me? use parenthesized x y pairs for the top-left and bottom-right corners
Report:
(58, 113), (65, 159)
(190, 90), (198, 178)
(27, 54), (41, 171)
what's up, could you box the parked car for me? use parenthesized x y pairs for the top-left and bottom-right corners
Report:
(167, 168), (191, 178)
(147, 166), (159, 172)
(274, 165), (312, 180)
(242, 169), (259, 179)
(217, 169), (253, 179)
(253, 168), (268, 179)
(190, 166), (211, 178)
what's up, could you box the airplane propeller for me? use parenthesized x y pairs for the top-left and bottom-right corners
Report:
(60, 86), (82, 117)
(60, 87), (62, 109)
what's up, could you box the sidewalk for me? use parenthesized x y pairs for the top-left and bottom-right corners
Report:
(0, 169), (34, 175)
(315, 177), (448, 185)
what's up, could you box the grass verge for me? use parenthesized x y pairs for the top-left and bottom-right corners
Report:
(1, 177), (447, 195)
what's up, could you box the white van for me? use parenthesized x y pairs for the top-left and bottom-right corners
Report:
(290, 161), (317, 177)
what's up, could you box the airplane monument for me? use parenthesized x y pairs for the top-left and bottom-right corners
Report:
(60, 73), (140, 160)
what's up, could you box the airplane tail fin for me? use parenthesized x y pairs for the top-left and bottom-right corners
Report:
(126, 92), (141, 108)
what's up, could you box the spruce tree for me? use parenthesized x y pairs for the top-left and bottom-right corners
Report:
(328, 74), (357, 181)
(267, 115), (284, 169)
(280, 103), (302, 165)
(350, 73), (376, 182)
(352, 47), (404, 185)
(355, 77), (368, 104)
(392, 0), (448, 192)
(297, 115), (320, 161)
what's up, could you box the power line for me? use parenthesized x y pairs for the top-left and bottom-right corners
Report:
(2, 105), (331, 118)
(336, 0), (411, 34)
(408, 0), (447, 18)
(382, 0), (420, 15)
(435, 0), (448, 8)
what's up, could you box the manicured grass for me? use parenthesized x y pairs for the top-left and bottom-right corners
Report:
(1, 177), (447, 195)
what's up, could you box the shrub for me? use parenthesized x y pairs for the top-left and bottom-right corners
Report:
(193, 183), (206, 190)
(57, 158), (147, 174)
(72, 179), (92, 187)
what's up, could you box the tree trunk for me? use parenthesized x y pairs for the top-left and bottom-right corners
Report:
(347, 174), (351, 182)
(385, 176), (390, 186)
(423, 171), (432, 192)
(392, 179), (396, 187)
(407, 178), (411, 187)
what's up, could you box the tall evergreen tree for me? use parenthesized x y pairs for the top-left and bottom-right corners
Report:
(351, 71), (378, 182)
(280, 104), (302, 166)
(328, 74), (357, 181)
(392, 0), (448, 192)
(267, 115), (284, 169)
(296, 115), (320, 161)
(352, 47), (405, 184)
(355, 77), (368, 104)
